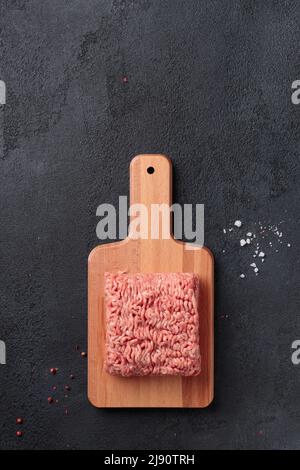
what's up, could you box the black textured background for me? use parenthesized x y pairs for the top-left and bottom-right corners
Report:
(0, 0), (300, 450)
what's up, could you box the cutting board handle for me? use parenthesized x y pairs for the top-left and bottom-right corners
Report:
(129, 154), (172, 239)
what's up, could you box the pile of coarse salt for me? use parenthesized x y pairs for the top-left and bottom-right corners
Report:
(222, 220), (291, 279)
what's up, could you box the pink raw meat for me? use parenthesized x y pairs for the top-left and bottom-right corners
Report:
(104, 272), (201, 377)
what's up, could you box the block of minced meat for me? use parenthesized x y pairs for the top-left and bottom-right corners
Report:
(104, 272), (201, 377)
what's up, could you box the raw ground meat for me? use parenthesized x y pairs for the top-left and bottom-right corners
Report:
(104, 272), (201, 377)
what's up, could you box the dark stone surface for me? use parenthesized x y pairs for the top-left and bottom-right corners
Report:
(0, 0), (299, 450)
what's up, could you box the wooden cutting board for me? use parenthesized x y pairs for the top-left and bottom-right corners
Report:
(88, 154), (214, 407)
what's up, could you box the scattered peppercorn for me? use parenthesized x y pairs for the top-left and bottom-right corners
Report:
(48, 396), (54, 404)
(50, 368), (57, 375)
(16, 431), (22, 437)
(81, 351), (87, 357)
(16, 418), (23, 425)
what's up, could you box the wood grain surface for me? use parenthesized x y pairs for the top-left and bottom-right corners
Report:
(88, 154), (214, 407)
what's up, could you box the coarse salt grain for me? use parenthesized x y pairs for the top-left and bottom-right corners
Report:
(234, 220), (242, 227)
(240, 239), (247, 247)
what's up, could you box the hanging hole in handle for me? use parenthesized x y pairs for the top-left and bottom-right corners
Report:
(147, 166), (155, 174)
